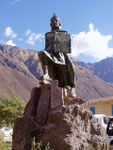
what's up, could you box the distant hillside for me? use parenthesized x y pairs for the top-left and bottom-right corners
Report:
(0, 44), (42, 102)
(93, 58), (113, 84)
(73, 57), (113, 84)
(0, 44), (113, 102)
(75, 65), (113, 99)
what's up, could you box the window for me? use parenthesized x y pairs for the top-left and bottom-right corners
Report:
(112, 105), (113, 116)
(90, 107), (95, 114)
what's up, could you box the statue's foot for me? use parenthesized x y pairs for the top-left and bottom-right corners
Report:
(63, 86), (76, 98)
(71, 87), (76, 98)
(39, 74), (51, 85)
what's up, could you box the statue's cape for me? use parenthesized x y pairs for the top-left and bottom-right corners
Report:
(43, 50), (66, 65)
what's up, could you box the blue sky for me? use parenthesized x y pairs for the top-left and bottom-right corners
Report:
(0, 0), (113, 62)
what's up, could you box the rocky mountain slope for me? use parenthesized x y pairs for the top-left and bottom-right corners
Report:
(75, 65), (113, 99)
(73, 57), (113, 84)
(0, 44), (113, 102)
(0, 44), (42, 102)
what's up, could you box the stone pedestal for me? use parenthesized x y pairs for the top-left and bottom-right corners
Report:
(24, 87), (41, 117)
(12, 80), (104, 150)
(42, 105), (104, 150)
(12, 82), (51, 150)
(36, 83), (51, 125)
(51, 80), (64, 109)
(12, 117), (42, 150)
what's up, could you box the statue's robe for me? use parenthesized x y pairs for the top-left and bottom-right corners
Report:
(38, 30), (75, 88)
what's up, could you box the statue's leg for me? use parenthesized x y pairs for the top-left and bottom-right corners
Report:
(64, 54), (75, 87)
(54, 64), (68, 87)
(63, 54), (77, 97)
(38, 51), (55, 82)
(38, 51), (48, 75)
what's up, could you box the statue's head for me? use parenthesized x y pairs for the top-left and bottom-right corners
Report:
(50, 13), (62, 31)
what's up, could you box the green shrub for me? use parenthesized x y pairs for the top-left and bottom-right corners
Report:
(0, 133), (12, 150)
(32, 140), (54, 150)
(88, 142), (109, 150)
(0, 95), (25, 128)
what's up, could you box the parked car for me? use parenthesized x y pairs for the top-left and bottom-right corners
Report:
(94, 114), (109, 129)
(105, 118), (113, 148)
(94, 114), (113, 148)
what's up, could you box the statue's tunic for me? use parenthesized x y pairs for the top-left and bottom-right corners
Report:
(38, 30), (75, 88)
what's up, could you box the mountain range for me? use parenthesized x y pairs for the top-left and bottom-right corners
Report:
(73, 57), (113, 84)
(0, 43), (113, 102)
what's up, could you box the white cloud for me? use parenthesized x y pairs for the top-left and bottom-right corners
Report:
(25, 30), (31, 36)
(71, 23), (113, 60)
(5, 40), (16, 46)
(4, 27), (17, 39)
(18, 38), (23, 41)
(12, 0), (20, 5)
(26, 32), (44, 45)
(0, 40), (3, 43)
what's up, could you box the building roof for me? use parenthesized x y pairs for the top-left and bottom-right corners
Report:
(89, 96), (113, 104)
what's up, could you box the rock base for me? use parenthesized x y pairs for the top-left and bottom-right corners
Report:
(42, 105), (104, 150)
(12, 80), (104, 150)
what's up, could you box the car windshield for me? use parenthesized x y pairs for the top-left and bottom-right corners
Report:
(104, 117), (110, 124)
(107, 120), (113, 136)
(109, 121), (113, 128)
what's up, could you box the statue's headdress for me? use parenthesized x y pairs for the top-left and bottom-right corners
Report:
(50, 13), (61, 30)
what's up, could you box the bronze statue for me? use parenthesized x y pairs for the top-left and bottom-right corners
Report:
(38, 13), (75, 89)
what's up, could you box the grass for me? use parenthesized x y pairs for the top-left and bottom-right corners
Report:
(0, 134), (12, 150)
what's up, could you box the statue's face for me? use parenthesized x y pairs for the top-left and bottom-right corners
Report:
(51, 18), (60, 30)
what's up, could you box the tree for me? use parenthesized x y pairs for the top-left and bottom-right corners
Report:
(0, 95), (25, 128)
